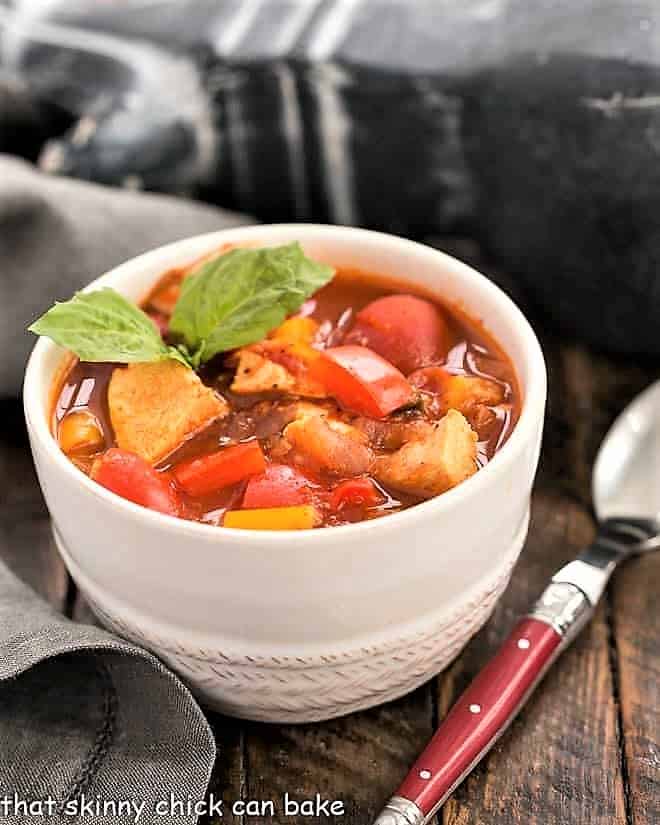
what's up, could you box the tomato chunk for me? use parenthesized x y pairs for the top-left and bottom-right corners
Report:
(330, 477), (383, 510)
(309, 345), (415, 417)
(91, 448), (181, 516)
(242, 464), (314, 509)
(346, 294), (449, 374)
(173, 441), (266, 497)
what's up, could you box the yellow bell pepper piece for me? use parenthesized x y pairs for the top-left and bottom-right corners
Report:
(58, 410), (105, 455)
(223, 505), (320, 530)
(289, 340), (322, 366)
(269, 316), (319, 346)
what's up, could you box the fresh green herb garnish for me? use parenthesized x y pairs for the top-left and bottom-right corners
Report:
(170, 243), (333, 368)
(28, 288), (187, 365)
(29, 243), (334, 369)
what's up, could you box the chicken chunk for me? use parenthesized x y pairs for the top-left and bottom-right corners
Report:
(230, 350), (296, 394)
(374, 409), (477, 498)
(283, 411), (374, 477)
(230, 341), (326, 397)
(290, 400), (340, 421)
(108, 361), (228, 464)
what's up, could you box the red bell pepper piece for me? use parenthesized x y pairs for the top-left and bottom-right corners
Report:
(91, 448), (181, 516)
(330, 477), (383, 510)
(346, 294), (449, 374)
(242, 464), (314, 509)
(173, 440), (266, 497)
(310, 345), (415, 417)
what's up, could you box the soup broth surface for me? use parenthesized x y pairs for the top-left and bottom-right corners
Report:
(53, 264), (520, 528)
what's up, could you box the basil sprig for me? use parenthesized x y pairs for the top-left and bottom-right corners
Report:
(28, 288), (187, 365)
(29, 243), (334, 369)
(170, 243), (333, 368)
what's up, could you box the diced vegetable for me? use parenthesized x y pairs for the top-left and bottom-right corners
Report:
(409, 367), (504, 413)
(173, 441), (267, 497)
(242, 464), (314, 508)
(223, 504), (320, 530)
(58, 410), (105, 455)
(309, 345), (415, 417)
(91, 448), (181, 516)
(442, 374), (504, 411)
(258, 340), (325, 397)
(330, 477), (383, 509)
(269, 316), (319, 345)
(346, 294), (449, 374)
(262, 341), (321, 376)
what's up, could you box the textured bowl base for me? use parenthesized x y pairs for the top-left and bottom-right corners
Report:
(55, 513), (528, 723)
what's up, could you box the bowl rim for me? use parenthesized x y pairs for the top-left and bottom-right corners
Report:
(24, 223), (547, 545)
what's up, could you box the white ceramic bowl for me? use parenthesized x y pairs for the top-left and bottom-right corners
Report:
(24, 225), (546, 723)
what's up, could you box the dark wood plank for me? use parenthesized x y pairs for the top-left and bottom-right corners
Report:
(243, 686), (434, 825)
(610, 559), (660, 825)
(559, 346), (660, 825)
(0, 400), (68, 609)
(558, 345), (658, 506)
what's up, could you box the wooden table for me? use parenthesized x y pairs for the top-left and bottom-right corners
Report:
(2, 246), (658, 825)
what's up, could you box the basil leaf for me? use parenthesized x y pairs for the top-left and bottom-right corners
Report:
(169, 243), (334, 363)
(198, 290), (290, 365)
(29, 244), (334, 370)
(29, 288), (177, 364)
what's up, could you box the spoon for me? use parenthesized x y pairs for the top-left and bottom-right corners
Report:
(373, 380), (660, 825)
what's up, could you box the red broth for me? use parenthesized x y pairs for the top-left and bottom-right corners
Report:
(52, 267), (520, 528)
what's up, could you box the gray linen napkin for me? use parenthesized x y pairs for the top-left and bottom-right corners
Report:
(0, 156), (252, 822)
(0, 153), (249, 397)
(0, 564), (215, 824)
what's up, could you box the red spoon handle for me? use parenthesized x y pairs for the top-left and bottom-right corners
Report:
(374, 539), (629, 825)
(397, 617), (562, 817)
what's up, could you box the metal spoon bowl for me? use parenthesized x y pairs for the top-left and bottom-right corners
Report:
(594, 379), (660, 521)
(593, 379), (660, 556)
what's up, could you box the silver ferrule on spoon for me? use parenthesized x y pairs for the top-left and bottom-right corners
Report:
(371, 517), (659, 825)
